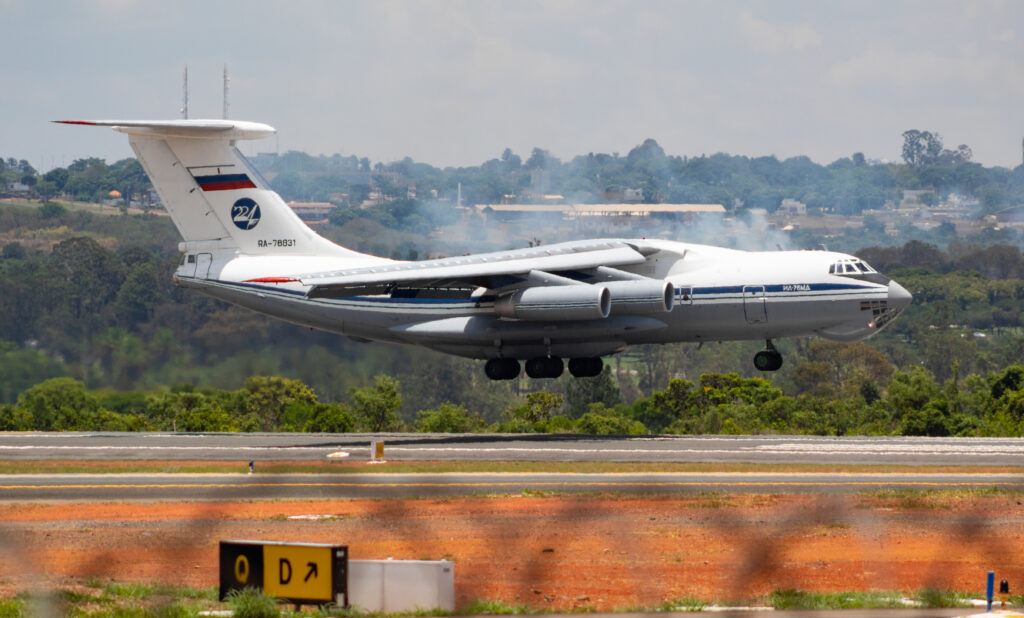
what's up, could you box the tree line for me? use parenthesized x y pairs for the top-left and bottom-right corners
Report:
(4, 358), (1024, 437)
(5, 128), (1024, 217)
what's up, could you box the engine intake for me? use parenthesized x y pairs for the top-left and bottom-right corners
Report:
(494, 285), (610, 321)
(604, 280), (674, 315)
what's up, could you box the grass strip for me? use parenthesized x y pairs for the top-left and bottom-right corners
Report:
(0, 583), (1009, 617)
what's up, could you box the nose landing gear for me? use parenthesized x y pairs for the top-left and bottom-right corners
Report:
(753, 340), (783, 372)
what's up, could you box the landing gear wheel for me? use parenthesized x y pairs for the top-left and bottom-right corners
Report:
(569, 357), (603, 378)
(753, 349), (783, 372)
(525, 356), (564, 379)
(485, 358), (521, 380)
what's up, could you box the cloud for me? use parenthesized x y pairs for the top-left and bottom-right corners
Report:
(826, 43), (1024, 100)
(993, 28), (1015, 43)
(736, 9), (823, 54)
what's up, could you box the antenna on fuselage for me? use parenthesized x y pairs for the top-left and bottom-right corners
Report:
(223, 63), (230, 119)
(180, 65), (189, 119)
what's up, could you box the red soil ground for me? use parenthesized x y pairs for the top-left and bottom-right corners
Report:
(1, 493), (1023, 609)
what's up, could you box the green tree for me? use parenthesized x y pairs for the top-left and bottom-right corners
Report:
(565, 366), (622, 418)
(901, 130), (943, 168)
(350, 375), (403, 432)
(0, 342), (67, 404)
(304, 403), (357, 433)
(0, 403), (33, 430)
(632, 378), (699, 432)
(414, 402), (487, 433)
(16, 377), (102, 430)
(115, 262), (163, 326)
(505, 390), (563, 424)
(245, 376), (318, 432)
(575, 404), (646, 435)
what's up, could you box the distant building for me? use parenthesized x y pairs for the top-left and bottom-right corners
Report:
(992, 205), (1024, 224)
(288, 202), (336, 224)
(2, 182), (31, 197)
(899, 189), (934, 209)
(778, 198), (806, 216)
(601, 188), (644, 203)
(518, 191), (567, 204)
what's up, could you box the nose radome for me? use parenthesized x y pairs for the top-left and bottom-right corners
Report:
(888, 280), (912, 310)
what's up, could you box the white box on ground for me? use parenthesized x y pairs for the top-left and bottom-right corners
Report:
(348, 559), (454, 612)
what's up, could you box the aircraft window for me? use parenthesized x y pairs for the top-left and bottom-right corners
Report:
(856, 262), (868, 272)
(829, 264), (836, 274)
(187, 255), (196, 264)
(844, 264), (856, 273)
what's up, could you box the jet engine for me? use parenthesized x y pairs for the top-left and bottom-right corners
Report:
(604, 280), (674, 315)
(494, 285), (610, 321)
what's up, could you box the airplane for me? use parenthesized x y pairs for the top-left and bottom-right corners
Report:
(58, 119), (912, 380)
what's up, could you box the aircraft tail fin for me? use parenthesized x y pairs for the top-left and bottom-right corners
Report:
(55, 120), (360, 258)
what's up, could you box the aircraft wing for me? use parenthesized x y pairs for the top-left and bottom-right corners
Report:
(302, 240), (650, 298)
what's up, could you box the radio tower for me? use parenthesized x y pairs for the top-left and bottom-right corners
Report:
(223, 64), (230, 119)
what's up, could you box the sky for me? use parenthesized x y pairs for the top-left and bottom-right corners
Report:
(4, 0), (1024, 172)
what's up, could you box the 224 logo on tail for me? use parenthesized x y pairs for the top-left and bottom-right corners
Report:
(231, 198), (261, 230)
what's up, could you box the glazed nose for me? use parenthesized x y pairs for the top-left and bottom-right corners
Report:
(888, 280), (912, 310)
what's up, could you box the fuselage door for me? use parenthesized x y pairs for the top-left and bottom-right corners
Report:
(196, 253), (213, 279)
(182, 254), (198, 277)
(743, 285), (767, 324)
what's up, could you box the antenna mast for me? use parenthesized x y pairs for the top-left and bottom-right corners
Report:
(223, 64), (230, 119)
(180, 65), (189, 119)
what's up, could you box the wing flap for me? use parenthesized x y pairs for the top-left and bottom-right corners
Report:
(302, 241), (647, 298)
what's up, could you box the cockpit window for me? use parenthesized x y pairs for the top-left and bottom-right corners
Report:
(829, 258), (889, 284)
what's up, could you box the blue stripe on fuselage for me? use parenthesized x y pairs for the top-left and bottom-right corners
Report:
(683, 282), (873, 296)
(189, 277), (876, 307)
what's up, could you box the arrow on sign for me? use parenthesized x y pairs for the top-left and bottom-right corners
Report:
(304, 562), (318, 582)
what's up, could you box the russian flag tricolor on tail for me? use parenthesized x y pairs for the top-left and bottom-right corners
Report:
(192, 172), (257, 192)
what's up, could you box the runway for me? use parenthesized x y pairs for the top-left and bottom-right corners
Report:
(1, 432), (1024, 465)
(1, 471), (1022, 501)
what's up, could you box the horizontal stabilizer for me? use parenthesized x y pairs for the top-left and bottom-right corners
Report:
(54, 119), (274, 140)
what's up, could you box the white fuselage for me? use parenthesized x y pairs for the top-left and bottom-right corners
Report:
(174, 238), (910, 361)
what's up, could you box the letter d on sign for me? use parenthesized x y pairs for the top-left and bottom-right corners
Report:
(279, 558), (292, 584)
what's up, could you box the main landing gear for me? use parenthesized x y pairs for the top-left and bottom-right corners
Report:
(526, 357), (564, 379)
(753, 340), (783, 372)
(484, 357), (604, 380)
(485, 358), (520, 380)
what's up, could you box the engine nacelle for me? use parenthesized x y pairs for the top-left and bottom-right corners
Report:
(604, 279), (674, 315)
(494, 285), (610, 321)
